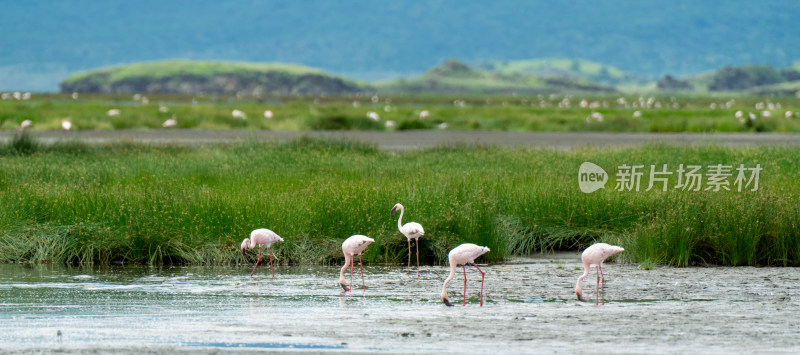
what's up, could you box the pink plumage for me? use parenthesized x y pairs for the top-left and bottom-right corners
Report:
(338, 235), (375, 292)
(391, 203), (425, 277)
(241, 228), (284, 277)
(441, 243), (490, 307)
(575, 243), (624, 305)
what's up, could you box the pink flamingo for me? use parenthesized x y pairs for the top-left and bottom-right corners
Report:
(441, 243), (490, 307)
(241, 229), (284, 277)
(391, 203), (424, 278)
(338, 235), (375, 292)
(575, 243), (624, 305)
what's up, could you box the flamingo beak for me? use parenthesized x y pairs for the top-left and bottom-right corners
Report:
(340, 283), (350, 292)
(576, 292), (585, 302)
(241, 247), (247, 257)
(391, 206), (396, 217)
(443, 298), (454, 307)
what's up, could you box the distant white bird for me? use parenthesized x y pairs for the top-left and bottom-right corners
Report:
(735, 110), (744, 119)
(384, 120), (395, 129)
(61, 120), (72, 131)
(786, 111), (794, 119)
(158, 105), (169, 113)
(141, 97), (149, 104)
(20, 120), (33, 130)
(632, 110), (642, 118)
(419, 110), (430, 120)
(590, 112), (604, 122)
(575, 243), (624, 305)
(107, 109), (120, 117)
(338, 235), (375, 292)
(162, 115), (177, 128)
(761, 110), (771, 118)
(21, 92), (31, 100)
(232, 109), (247, 119)
(71, 92), (79, 99)
(241, 228), (284, 277)
(391, 203), (425, 277)
(12, 92), (21, 100)
(366, 111), (380, 121)
(1, 93), (9, 100)
(263, 110), (273, 119)
(437, 122), (448, 129)
(133, 94), (142, 101)
(441, 243), (490, 307)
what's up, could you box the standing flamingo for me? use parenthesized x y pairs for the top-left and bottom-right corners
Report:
(391, 203), (424, 278)
(575, 243), (624, 305)
(241, 229), (284, 277)
(441, 243), (490, 307)
(338, 235), (375, 292)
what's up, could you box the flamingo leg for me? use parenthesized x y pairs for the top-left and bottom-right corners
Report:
(416, 239), (420, 279)
(407, 239), (411, 275)
(250, 245), (262, 276)
(268, 246), (274, 279)
(473, 263), (485, 307)
(359, 254), (365, 291)
(462, 265), (467, 306)
(350, 255), (354, 292)
(599, 265), (605, 305)
(595, 265), (600, 306)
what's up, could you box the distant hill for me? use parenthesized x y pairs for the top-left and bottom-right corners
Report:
(476, 58), (645, 86)
(59, 60), (367, 95)
(2, 1), (799, 91)
(377, 59), (616, 94)
(655, 64), (800, 94)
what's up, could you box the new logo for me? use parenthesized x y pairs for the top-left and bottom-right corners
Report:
(579, 162), (608, 193)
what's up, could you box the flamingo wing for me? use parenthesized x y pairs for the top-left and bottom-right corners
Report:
(401, 222), (424, 239)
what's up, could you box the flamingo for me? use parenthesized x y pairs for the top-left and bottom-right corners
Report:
(441, 243), (490, 307)
(575, 243), (624, 305)
(232, 109), (247, 119)
(61, 120), (72, 131)
(240, 228), (284, 277)
(391, 203), (424, 277)
(264, 110), (273, 119)
(338, 235), (375, 292)
(162, 115), (177, 128)
(20, 120), (33, 130)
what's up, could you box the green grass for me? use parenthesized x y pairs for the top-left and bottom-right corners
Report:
(2, 93), (800, 132)
(0, 136), (798, 267)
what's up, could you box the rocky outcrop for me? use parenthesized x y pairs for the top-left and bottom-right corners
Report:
(60, 71), (365, 95)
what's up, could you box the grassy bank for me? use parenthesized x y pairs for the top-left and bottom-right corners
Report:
(0, 135), (798, 266)
(2, 93), (799, 132)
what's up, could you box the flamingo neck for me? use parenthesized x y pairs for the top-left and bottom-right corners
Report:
(396, 205), (405, 231)
(441, 261), (457, 300)
(339, 253), (352, 285)
(575, 264), (590, 294)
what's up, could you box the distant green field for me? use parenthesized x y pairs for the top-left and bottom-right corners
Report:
(2, 92), (799, 132)
(1, 136), (797, 267)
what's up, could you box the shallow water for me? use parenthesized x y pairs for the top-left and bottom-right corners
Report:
(1, 255), (799, 354)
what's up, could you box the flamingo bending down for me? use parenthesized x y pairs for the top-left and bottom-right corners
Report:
(441, 243), (490, 307)
(391, 203), (424, 277)
(575, 243), (624, 305)
(338, 235), (375, 292)
(241, 229), (284, 277)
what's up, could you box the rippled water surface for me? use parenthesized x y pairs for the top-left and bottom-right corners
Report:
(1, 255), (799, 354)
